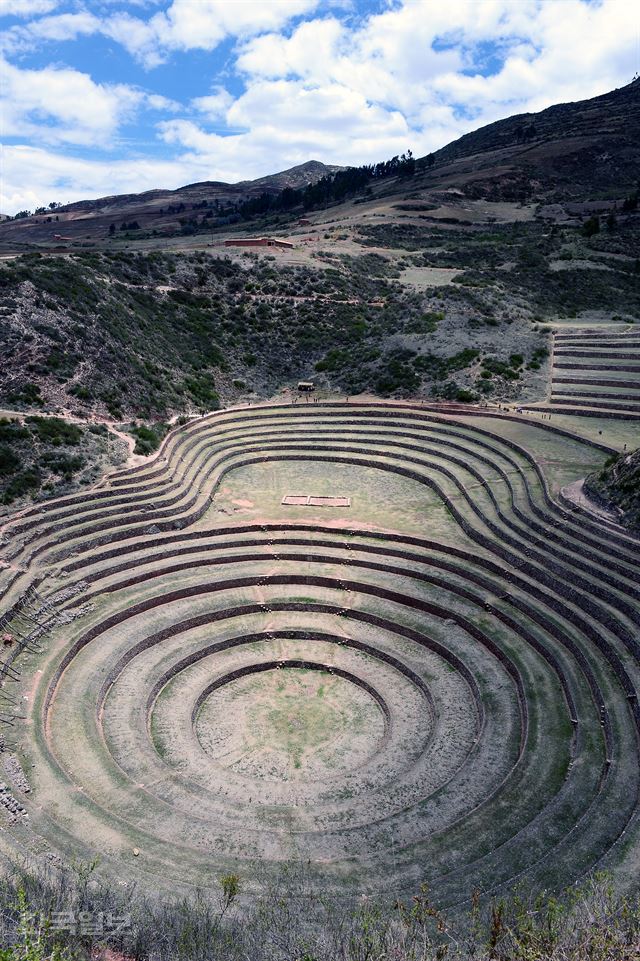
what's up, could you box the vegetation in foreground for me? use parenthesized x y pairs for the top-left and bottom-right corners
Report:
(0, 862), (638, 960)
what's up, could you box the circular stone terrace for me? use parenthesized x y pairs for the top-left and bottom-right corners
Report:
(0, 400), (638, 905)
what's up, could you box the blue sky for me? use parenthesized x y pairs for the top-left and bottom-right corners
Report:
(1, 0), (638, 214)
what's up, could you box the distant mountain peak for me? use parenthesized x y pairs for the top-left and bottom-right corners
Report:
(0, 159), (342, 238)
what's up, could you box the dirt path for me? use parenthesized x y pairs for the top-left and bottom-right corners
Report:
(0, 409), (147, 529)
(1, 407), (136, 453)
(561, 478), (622, 525)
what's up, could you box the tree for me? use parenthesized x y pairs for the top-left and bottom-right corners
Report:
(398, 150), (415, 178)
(583, 215), (600, 237)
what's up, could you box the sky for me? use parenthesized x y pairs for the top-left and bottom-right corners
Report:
(0, 0), (639, 215)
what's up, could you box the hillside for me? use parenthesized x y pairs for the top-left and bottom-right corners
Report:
(584, 447), (640, 530)
(2, 80), (639, 251)
(424, 77), (640, 202)
(0, 160), (342, 247)
(0, 80), (639, 507)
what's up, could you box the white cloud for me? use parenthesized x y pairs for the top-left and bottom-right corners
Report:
(0, 11), (102, 57)
(154, 0), (321, 50)
(157, 79), (415, 178)
(0, 0), (59, 17)
(0, 56), (180, 149)
(228, 79), (410, 143)
(19, 10), (99, 40)
(236, 17), (344, 81)
(0, 57), (145, 146)
(146, 92), (181, 112)
(99, 12), (167, 69)
(427, 0), (639, 119)
(100, 0), (322, 67)
(1, 0), (639, 214)
(235, 0), (639, 146)
(0, 143), (188, 213)
(2, 0), (322, 65)
(191, 86), (235, 121)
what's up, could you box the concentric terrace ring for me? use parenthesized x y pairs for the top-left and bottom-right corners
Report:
(0, 401), (638, 905)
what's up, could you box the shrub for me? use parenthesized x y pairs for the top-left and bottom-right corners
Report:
(375, 349), (421, 394)
(183, 374), (220, 410)
(2, 468), (42, 504)
(0, 888), (71, 961)
(435, 380), (478, 402)
(7, 382), (43, 406)
(26, 417), (82, 446)
(0, 419), (30, 443)
(2, 864), (635, 960)
(39, 452), (84, 478)
(406, 310), (444, 334)
(129, 423), (168, 456)
(482, 357), (521, 380)
(315, 348), (349, 372)
(583, 215), (600, 237)
(414, 348), (479, 380)
(0, 444), (20, 477)
(69, 385), (92, 401)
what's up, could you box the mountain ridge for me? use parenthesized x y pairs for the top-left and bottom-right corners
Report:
(1, 80), (639, 247)
(424, 78), (640, 201)
(49, 159), (343, 216)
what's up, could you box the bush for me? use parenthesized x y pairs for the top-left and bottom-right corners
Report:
(2, 468), (42, 504)
(0, 888), (71, 961)
(183, 374), (221, 410)
(69, 385), (92, 401)
(0, 419), (29, 443)
(482, 356), (521, 380)
(128, 423), (167, 456)
(315, 348), (349, 372)
(583, 215), (600, 237)
(26, 417), (82, 446)
(7, 382), (43, 406)
(39, 452), (84, 478)
(437, 381), (478, 402)
(414, 348), (479, 380)
(375, 349), (421, 395)
(0, 444), (20, 477)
